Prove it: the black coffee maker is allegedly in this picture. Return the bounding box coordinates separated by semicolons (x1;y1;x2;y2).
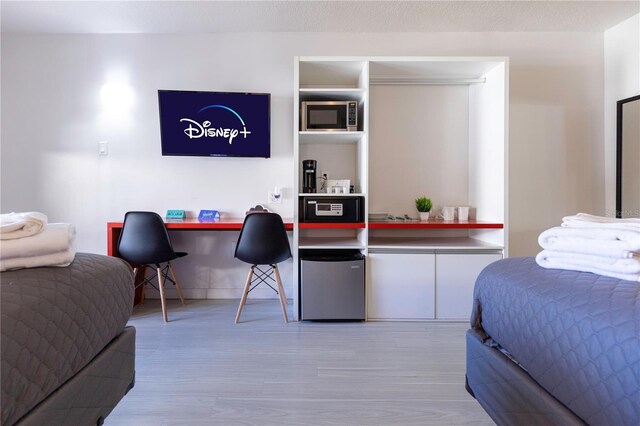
302;159;317;193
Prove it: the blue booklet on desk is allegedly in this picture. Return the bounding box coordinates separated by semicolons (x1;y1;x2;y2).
198;210;220;221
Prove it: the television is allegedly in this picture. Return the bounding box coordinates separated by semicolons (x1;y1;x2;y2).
158;90;270;158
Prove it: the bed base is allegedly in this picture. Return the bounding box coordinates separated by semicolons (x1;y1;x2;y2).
15;326;136;426
466;329;585;426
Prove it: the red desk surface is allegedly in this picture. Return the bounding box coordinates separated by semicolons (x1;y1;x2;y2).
107;218;293;256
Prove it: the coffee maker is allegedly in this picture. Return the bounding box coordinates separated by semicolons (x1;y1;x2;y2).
302;159;317;193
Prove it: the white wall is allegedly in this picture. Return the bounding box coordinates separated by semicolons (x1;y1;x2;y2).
604;14;640;215
1;31;605;298
369;85;469;215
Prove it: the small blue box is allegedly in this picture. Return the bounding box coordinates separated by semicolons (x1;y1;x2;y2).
166;210;186;219
198;210;220;221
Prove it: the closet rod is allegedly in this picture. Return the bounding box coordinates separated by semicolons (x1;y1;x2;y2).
369;77;486;86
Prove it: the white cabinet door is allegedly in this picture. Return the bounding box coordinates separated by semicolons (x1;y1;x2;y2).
367;253;435;320
435;253;502;320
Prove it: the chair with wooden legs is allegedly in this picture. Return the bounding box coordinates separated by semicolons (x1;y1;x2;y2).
117;211;187;322
234;213;291;323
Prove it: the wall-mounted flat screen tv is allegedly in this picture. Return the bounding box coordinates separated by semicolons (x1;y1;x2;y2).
158;90;270;158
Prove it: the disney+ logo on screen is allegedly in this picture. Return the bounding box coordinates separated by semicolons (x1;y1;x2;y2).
158;90;270;158
180;104;251;145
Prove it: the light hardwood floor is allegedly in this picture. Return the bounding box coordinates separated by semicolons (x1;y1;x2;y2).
107;299;494;426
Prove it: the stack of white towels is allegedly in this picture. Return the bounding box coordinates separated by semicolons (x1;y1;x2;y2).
536;213;640;282
0;212;76;272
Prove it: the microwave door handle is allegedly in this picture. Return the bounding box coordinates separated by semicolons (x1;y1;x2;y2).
301;102;307;131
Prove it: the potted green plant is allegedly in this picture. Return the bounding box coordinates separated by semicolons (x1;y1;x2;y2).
415;196;433;221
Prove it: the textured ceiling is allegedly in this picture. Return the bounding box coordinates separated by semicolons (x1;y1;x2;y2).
1;1;638;34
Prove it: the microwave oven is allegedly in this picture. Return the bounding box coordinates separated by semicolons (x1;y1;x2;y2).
301;101;358;131
301;196;363;222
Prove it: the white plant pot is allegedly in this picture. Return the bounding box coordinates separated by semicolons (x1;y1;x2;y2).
419;212;430;221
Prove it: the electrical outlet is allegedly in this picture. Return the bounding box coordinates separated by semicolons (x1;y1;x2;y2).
320;172;328;192
268;191;283;204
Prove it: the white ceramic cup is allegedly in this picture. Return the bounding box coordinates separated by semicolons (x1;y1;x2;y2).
458;206;469;221
442;206;455;221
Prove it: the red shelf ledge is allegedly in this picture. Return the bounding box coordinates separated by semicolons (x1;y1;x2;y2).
368;219;503;229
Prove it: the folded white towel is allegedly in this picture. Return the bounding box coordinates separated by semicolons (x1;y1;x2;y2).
536;249;640;274
0;223;75;260
538;226;640;258
0;212;48;240
562;213;640;231
0;249;76;272
536;250;639;282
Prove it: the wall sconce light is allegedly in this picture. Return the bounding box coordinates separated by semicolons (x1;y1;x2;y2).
100;81;134;112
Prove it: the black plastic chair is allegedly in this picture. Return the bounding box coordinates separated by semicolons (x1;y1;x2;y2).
234;213;291;323
117;211;187;322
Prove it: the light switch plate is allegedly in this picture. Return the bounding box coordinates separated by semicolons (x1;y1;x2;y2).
98;141;108;156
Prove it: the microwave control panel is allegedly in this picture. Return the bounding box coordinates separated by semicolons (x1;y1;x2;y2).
347;102;357;130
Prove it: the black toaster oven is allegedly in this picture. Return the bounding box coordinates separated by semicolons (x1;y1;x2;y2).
301;196;363;223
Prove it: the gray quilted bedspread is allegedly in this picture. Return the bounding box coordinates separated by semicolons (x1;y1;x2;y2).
1;253;134;426
471;257;640;425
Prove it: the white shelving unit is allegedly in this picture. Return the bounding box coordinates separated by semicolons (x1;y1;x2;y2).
293;56;509;321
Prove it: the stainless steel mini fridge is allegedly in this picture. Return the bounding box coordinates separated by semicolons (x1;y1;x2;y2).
300;250;365;320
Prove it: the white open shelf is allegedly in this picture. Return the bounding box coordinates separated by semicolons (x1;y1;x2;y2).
299;88;366;102
298;237;366;250
299;131;365;144
298;193;365;197
367;236;504;251
298;59;369;88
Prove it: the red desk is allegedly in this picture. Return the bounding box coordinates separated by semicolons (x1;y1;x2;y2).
107;218;293;305
107;218;294;257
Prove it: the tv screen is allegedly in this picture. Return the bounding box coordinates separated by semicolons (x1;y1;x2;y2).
158;90;270;158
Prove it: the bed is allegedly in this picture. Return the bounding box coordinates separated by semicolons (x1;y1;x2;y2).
466;256;640;426
1;253;136;426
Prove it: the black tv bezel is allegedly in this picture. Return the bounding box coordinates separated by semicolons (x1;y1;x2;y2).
157;89;271;159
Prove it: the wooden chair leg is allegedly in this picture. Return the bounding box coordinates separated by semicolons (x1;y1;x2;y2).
140;266;147;304
167;262;186;305
235;267;254;324
131;266;147;305
156;266;169;322
132;267;141;304
273;264;289;323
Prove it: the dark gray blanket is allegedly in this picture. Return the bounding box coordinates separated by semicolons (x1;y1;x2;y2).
471;257;640;426
1;253;134;426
